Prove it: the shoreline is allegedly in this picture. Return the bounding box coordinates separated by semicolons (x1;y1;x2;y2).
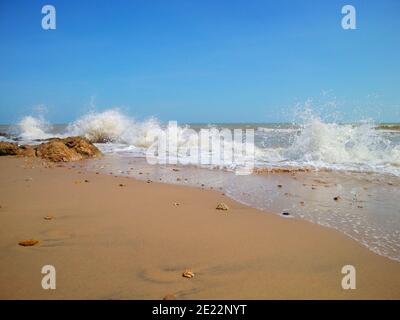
1;156;400;299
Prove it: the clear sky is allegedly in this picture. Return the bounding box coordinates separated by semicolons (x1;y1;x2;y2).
0;0;399;124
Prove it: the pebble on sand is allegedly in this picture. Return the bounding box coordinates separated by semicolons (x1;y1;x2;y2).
18;239;39;247
44;215;54;220
216;203;229;211
334;196;341;201
281;211;290;216
277;184;283;188
119;183;125;187
173;202;180;206
182;270;195;278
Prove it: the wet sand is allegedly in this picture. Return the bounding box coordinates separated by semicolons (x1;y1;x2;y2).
0;157;400;299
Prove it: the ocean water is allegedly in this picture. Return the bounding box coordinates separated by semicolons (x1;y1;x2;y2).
1;109;400;261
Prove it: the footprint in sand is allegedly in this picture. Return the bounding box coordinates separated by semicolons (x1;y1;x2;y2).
39;229;76;247
139;265;197;284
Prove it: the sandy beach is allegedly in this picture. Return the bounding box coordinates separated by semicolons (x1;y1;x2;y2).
1;156;400;299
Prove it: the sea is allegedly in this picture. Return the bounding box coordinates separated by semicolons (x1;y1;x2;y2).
1;108;400;261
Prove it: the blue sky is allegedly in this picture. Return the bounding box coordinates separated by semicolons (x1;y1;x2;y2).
0;0;399;124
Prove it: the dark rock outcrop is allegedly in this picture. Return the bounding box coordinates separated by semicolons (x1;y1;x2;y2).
0;142;19;156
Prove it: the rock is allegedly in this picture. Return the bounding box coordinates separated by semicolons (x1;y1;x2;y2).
84;179;89;183
37;137;101;162
147;179;152;183
17;145;36;157
281;211;290;216
18;239;39;247
216;203;229;211
163;294;176;300
173;202;180;206
119;183;125;187
182;269;194;278
0;132;12;139
2;137;101;162
176;178;181;181
36;140;79;162
277;184;283;188
333;196;341;201
44;215;54;220
62;136;101;158
0;142;19;156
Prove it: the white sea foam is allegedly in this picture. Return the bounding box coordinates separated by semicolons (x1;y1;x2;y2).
18;116;53;141
256;115;400;175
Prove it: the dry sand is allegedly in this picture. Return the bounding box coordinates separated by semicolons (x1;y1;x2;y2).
0;157;400;299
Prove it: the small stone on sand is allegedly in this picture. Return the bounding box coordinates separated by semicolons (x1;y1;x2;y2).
216;203;229;211
334;196;341;201
173;202;180;206
277;184;282;188
119;183;125;187
18;239;39;247
182;270;194;278
281;211;290;216
44;215;54;220
84;179;89;183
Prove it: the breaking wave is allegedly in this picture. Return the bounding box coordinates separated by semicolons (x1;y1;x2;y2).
18;116;54;141
14;108;400;176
